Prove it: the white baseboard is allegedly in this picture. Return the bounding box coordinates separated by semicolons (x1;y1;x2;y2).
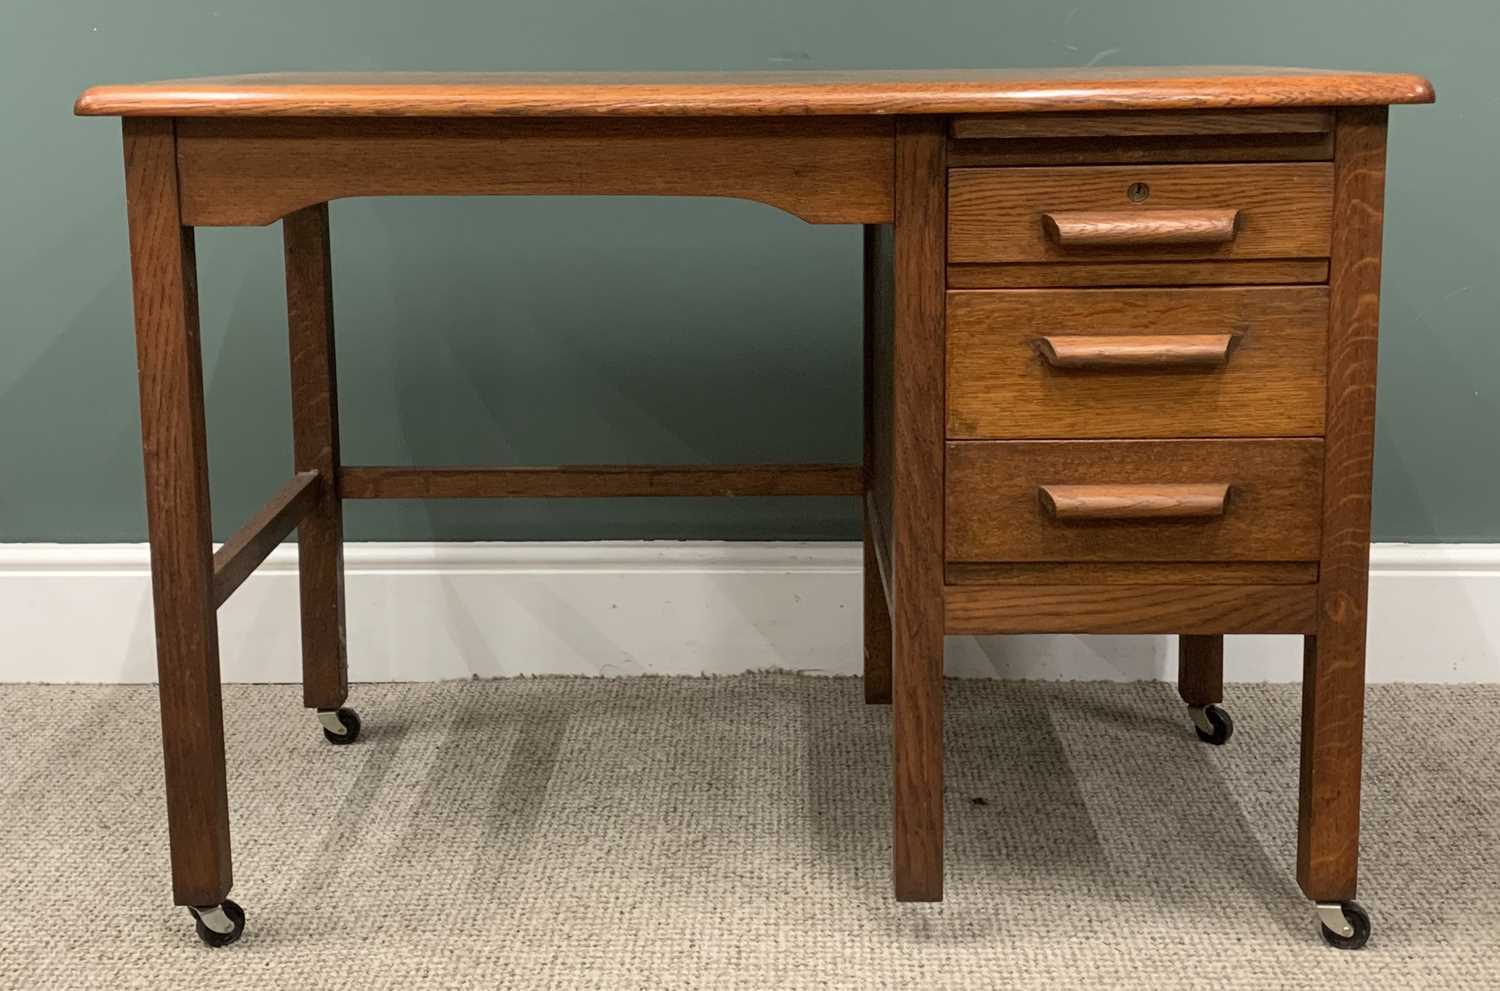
1;542;1495;684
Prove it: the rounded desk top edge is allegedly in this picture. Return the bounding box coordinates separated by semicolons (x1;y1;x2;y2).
74;67;1435;118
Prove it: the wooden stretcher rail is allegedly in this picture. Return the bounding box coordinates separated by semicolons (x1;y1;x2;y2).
338;464;864;499
211;471;321;607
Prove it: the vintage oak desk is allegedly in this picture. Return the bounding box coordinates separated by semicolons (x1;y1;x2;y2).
75;68;1433;949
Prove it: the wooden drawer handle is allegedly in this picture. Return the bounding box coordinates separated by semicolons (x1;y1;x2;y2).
1036;334;1236;369
1039;483;1230;520
1041;209;1240;247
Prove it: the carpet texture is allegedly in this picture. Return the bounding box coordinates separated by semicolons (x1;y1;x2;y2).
1;675;1496;989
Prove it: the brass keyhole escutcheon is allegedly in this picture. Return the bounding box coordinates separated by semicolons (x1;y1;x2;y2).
1127;182;1151;203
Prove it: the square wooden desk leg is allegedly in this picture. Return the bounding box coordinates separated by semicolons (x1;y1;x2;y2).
282;204;348;712
862;224;893;705
1297;107;1388;909
890;119;946;902
123;118;232;907
1178;635;1224;708
1298;631;1367;903
862;516;893;704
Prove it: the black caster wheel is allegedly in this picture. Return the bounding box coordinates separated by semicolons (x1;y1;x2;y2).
1318;901;1371;950
1192;704;1234;746
188;899;245;948
319;707;361;745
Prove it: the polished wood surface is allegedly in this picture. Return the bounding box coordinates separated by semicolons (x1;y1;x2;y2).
1042;208;1240;247
1039;483;1230;521
864;493;895;602
947;131;1335;167
1297;107;1389;905
339;464;862;499
123;117;232;909
867;226;896;551
948;259;1330;289
945;583;1317;635
863;225;894;706
949;164;1333;264
946;561;1318;586
75;68;1433;118
863;220;898;709
210;472;320;609
283;204;349;712
950;109;1333;140
890;119;947;903
175;117;893;227
863;497;894;705
1178;635;1225;707
945;439;1324;562
1034;334;1236;369
88;68;1425;927
946;287;1328;439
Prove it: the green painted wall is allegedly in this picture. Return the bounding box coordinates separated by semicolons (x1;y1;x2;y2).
1;0;1490;542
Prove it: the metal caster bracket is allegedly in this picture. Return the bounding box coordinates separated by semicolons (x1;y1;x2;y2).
317;709;352;737
191;903;237;935
188;898;246;947
1316;902;1355;939
1189;703;1234;745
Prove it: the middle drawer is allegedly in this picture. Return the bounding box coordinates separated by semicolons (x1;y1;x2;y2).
947;286;1329;439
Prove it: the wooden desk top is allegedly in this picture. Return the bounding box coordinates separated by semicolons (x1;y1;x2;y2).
75;68;1433;118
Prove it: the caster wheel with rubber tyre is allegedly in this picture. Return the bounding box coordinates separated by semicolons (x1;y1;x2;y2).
1318;901;1371;950
319;707;361;745
189;899;245;948
1192;704;1234;746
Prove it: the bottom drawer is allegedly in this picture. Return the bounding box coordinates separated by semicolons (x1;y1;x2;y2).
945;439;1323;563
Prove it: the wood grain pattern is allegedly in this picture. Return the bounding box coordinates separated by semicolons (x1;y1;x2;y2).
122;117;232;908
89;75;1425;929
863;225;893;705
890;119;947;903
947;132;1335;167
339;464;863;499
944;583;1317;635
1039;483;1229;520
945;439;1324;562
210;471;320;608
946;287;1328;439
864;498;894;706
283;204;349;711
864;494;895;603
74;68;1434;118
947;259;1330;289
175;117;893;227
1036;333;1235;369
1044;209;1240;247
1297;107;1389;904
949;164;1333;264
950;109;1333;140
1178;635;1225;707
945;561;1317;586
868;225;896;555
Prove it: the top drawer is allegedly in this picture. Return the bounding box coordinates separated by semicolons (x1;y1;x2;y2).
948;163;1334;264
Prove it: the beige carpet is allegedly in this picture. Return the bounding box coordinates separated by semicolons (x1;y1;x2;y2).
1;675;1496;990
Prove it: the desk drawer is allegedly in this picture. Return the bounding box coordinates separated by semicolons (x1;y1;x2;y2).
945;439;1323;562
948;163;1334;265
946;287;1329;439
